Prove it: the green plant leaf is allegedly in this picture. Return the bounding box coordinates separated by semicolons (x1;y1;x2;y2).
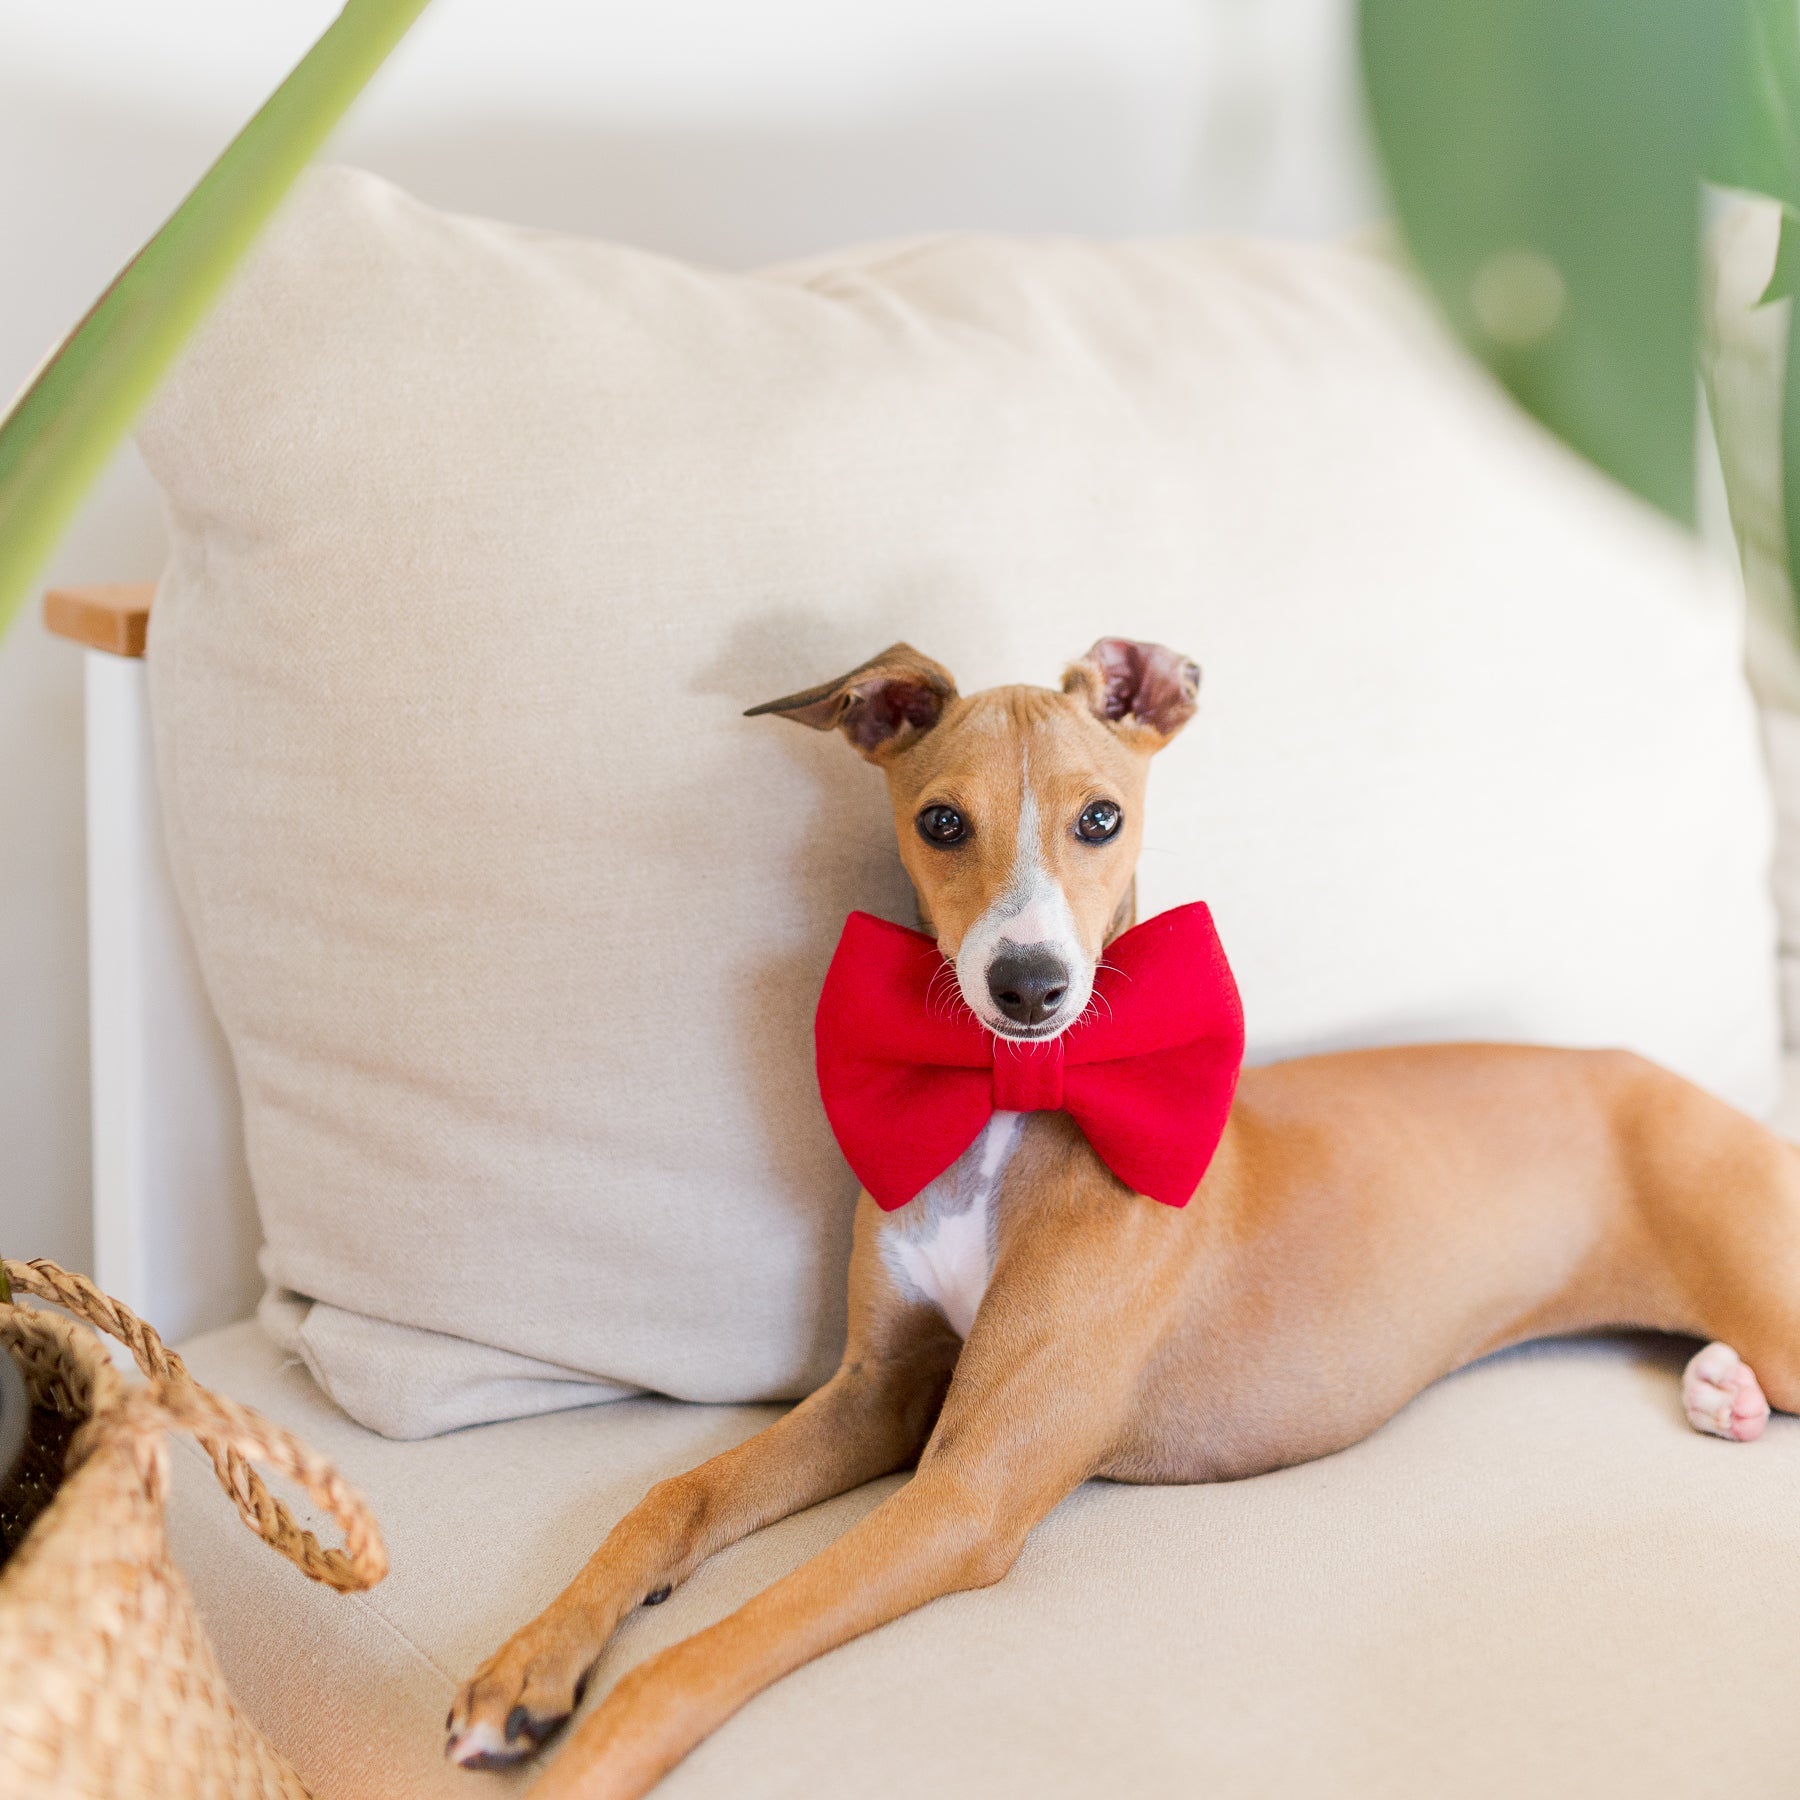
0;0;434;641
1761;206;1800;305
1710;0;1800;215
1359;0;1731;524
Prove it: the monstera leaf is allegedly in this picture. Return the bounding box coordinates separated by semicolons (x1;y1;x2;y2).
1361;0;1800;602
0;0;432;640
1360;0;1729;526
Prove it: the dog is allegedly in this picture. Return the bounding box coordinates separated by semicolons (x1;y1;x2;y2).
447;637;1793;1798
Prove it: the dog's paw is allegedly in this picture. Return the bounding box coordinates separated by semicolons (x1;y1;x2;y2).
446;1640;591;1771
1682;1341;1770;1443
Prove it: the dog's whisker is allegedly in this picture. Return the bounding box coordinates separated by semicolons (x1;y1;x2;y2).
1073;988;1113;1033
923;959;982;1029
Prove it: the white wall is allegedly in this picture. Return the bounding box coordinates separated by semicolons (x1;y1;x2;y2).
0;0;1379;1273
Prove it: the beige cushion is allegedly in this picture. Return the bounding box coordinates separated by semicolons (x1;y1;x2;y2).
169;1272;1800;1800
140;167;1780;1439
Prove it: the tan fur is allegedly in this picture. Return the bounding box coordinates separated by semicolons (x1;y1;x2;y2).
883;683;1152;959
447;645;1800;1798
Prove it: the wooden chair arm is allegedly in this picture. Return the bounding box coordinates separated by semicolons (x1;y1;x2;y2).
42;584;155;658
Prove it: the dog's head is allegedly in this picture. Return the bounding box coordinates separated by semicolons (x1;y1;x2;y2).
748;638;1200;1040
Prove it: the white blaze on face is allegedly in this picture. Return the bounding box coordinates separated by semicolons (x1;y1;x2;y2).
954;748;1095;1037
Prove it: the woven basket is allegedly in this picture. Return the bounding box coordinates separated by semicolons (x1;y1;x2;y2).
0;1259;386;1799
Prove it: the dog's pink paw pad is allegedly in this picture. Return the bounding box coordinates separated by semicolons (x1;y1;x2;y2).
1682;1341;1769;1442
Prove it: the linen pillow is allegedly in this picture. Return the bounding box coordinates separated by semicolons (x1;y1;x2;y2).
140;167;1779;1438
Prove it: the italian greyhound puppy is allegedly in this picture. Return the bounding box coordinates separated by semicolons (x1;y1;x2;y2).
449;638;1791;1797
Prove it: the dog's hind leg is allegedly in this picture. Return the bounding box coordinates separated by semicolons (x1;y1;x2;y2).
448;1199;959;1770
1626;1073;1800;1440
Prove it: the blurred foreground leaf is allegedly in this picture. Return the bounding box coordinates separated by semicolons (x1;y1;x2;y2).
1360;0;1730;524
0;0;433;642
1712;0;1800;219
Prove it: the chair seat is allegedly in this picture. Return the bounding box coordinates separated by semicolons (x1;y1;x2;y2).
170;1306;1800;1799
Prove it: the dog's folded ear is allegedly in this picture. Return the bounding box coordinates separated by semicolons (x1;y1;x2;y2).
745;644;958;760
1063;638;1201;747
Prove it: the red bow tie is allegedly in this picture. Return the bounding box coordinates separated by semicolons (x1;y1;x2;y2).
814;902;1244;1211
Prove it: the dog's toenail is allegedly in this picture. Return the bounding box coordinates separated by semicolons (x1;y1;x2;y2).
505;1705;530;1744
644;1585;671;1606
445;1708;455;1732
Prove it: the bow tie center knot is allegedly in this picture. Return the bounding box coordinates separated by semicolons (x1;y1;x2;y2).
990;1036;1066;1112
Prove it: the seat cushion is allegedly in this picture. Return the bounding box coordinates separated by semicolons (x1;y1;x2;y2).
140;166;1780;1440
170;1261;1800;1798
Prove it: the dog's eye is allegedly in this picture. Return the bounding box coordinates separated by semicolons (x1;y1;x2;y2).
916;804;968;846
1076;800;1122;843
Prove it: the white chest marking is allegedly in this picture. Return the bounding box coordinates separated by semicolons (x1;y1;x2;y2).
882;1112;1024;1338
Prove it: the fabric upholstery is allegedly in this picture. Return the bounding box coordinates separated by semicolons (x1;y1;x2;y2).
169;1230;1800;1800
140;167;1780;1438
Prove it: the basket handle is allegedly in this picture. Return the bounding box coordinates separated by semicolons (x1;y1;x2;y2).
3;1258;386;1593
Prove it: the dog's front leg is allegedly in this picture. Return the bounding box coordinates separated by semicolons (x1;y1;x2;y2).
525;1189;1159;1800
448;1200;957;1769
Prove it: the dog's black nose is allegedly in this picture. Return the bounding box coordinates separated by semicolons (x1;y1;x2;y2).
988;949;1071;1028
